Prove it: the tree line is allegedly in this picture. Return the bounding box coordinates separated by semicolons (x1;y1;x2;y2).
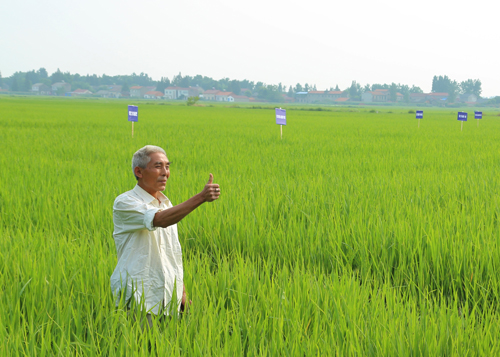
0;68;486;103
431;75;482;102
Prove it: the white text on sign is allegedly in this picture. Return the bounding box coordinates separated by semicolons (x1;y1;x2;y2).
129;111;138;116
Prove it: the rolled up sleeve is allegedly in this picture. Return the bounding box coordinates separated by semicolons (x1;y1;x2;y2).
114;196;159;233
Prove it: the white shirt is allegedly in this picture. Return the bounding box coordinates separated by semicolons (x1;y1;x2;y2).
110;185;183;315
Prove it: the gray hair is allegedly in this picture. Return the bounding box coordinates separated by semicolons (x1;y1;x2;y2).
132;145;166;180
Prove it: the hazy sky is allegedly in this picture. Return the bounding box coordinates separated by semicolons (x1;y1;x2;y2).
1;0;498;96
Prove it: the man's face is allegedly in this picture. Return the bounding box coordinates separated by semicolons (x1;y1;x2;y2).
135;152;170;197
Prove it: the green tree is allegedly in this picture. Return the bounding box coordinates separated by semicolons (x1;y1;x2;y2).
56;87;66;96
447;80;459;103
461;79;482;97
101;74;113;85
155;77;170;93
37;68;48;78
409;85;423;94
472;79;482;97
51;68;65;84
25;70;39;85
22;78;32;92
372;83;389;90
349;80;362;101
294;83;303;92
122;82;130;93
186;96;200;106
400;84;410;103
11;76;20;91
432;75;455;93
228;80;241;95
389;83;398;102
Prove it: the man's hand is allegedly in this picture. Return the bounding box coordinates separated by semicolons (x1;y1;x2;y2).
201;173;221;202
153;173;221;228
180;284;191;314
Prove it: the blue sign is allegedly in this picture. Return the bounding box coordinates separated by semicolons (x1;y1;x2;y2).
275;108;286;125
475;111;482;119
128;105;138;122
457;112;468;121
416;110;423;119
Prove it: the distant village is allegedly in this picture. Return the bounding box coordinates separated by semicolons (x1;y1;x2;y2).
23;82;482;105
1;68;493;105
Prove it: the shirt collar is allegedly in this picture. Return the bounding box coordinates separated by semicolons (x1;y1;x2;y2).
133;184;169;205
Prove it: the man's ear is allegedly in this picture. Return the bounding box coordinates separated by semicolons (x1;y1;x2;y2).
134;166;143;179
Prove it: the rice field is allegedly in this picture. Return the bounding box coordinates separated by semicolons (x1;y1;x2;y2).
1;96;500;355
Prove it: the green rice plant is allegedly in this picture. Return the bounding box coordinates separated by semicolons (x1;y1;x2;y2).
1;97;500;355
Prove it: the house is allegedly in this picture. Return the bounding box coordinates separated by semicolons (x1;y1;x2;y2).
130;86;154;98
31;83;51;95
362;89;403;103
306;90;343;103
72;89;92;95
426;92;448;104
104;85;123;98
164;86;189;100
144;91;165;99
232;95;250;102
372;89;389;102
201;89;220;101
51;82;71;94
295;92;308;103
410;93;427;103
459;93;477;103
215;91;235;102
362;92;374;102
96;90;111;97
188;86;203;97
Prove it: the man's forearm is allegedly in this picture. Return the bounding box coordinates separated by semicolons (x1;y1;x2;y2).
153;193;205;228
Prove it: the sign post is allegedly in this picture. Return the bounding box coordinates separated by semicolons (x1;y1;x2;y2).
457;111;467;131
275;108;286;139
128;105;138;137
416;110;423;128
475;111;482;127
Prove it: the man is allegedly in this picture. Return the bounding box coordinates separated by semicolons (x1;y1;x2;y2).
110;145;220;324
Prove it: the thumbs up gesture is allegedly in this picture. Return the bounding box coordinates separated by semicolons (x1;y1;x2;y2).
201;173;221;202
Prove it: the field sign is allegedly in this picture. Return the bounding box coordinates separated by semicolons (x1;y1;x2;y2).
416;110;423;128
128;105;138;137
475;111;482;127
128;105;138;122
276;108;286;125
276;108;286;140
457;112;468;121
458;111;467;131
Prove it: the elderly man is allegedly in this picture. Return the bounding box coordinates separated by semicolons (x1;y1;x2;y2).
110;145;220;324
